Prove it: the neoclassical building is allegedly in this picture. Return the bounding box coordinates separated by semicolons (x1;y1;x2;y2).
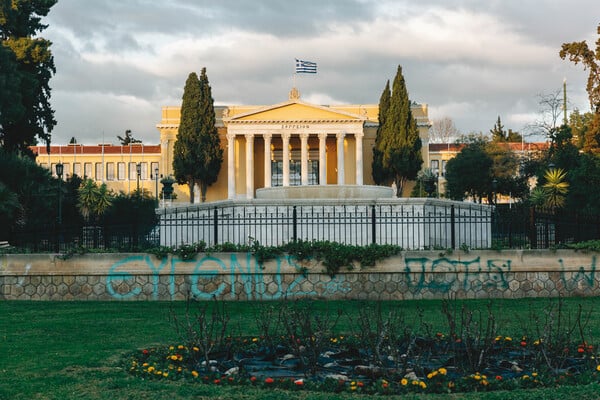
157;89;431;202
33;89;431;202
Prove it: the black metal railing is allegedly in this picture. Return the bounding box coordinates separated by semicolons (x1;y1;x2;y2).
7;202;600;253
157;201;493;250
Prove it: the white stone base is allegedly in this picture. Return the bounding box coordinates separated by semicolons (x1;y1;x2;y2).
255;185;394;199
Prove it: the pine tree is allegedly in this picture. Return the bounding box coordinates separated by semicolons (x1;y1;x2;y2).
172;69;223;203
372;80;391;185
377;66;422;196
0;0;57;156
490;116;506;142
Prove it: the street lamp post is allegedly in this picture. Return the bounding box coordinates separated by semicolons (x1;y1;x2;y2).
56;163;64;225
136;163;141;193
153;167;159;205
55;163;64;252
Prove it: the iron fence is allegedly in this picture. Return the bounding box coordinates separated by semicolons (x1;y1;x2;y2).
7;201;600;253
157;200;492;250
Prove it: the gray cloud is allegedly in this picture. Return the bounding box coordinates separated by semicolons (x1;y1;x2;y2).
41;0;598;144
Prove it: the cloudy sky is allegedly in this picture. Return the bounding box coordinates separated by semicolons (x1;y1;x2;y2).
42;0;598;145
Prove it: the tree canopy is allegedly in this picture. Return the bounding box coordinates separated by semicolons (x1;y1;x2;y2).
372;80;391;185
0;0;57;155
117;129;142;145
173;68;223;203
374;66;422;196
445;136;528;204
490;116;522;142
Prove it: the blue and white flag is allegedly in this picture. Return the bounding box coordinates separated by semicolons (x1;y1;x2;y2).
295;59;317;74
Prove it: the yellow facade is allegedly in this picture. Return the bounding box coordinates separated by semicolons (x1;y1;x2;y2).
32;143;163;197
156;90;431;202
33;91;431;203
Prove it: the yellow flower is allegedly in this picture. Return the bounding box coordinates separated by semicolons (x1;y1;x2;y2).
170;355;178;361
147;366;155;373
473;374;481;381
596;365;600;372
163;372;169;378
177;345;185;350
193;347;199;352
419;381;427;389
191;370;199;378
532;372;538;377
481;379;489;386
400;378;408;386
438;367;447;375
142;363;149;367
505;337;512;342
252;337;258;342
522;375;530;380
169;346;174;350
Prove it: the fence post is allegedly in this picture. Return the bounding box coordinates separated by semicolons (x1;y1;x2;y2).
450;205;456;249
213;207;218;245
371;204;377;244
292;206;297;241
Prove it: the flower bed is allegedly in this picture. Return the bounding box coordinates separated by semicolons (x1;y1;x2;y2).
125;334;600;395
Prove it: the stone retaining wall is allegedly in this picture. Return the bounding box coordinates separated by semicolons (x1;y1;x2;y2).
0;250;598;300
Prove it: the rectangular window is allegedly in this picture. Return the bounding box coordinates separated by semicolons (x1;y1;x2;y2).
84;163;92;179
95;163;103;180
129;162;137;180
62;163;70;178
441;160;447;177
73;163;81;177
150;162;159;179
139;162;148;180
106;162;115;181
430;160;439;176
117;162;126;180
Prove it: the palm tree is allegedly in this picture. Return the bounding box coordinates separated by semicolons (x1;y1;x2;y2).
542;168;569;209
77;179;113;224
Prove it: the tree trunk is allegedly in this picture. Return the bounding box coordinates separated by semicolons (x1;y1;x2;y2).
201;183;207;203
188;179;195;204
395;176;406;197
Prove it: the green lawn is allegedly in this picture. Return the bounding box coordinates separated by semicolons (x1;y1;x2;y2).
2;299;600;399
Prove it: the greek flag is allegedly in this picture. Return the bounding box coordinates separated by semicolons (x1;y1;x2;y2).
295;59;317;74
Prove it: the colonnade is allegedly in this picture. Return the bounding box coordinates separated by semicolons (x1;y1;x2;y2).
226;131;364;199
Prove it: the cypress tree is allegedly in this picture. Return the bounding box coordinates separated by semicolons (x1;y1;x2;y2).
172;68;223;203
196;68;223;202
173;72;202;203
378;66;422;196
372;80;391;185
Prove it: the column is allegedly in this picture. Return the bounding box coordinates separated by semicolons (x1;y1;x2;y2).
300;133;309;185
263;133;272;188
282;132;290;187
227;133;235;199
336;132;345;185
355;132;364;185
318;133;327;185
245;133;254;199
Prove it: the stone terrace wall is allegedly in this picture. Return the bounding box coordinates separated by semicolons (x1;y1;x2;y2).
0;250;598;301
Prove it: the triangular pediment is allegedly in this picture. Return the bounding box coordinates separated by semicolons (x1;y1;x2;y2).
224;100;367;124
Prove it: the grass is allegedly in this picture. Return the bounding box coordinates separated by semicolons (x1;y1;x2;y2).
2;298;600;399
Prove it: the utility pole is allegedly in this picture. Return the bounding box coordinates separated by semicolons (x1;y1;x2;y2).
563;78;568;125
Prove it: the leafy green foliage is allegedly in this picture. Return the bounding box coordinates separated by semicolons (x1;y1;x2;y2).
446;136;528;203
173;68;223;203
103;189;159;238
0;0;57;155
146;240;402;277
372;80;391;185
374;65;422;196
560;23;600;114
